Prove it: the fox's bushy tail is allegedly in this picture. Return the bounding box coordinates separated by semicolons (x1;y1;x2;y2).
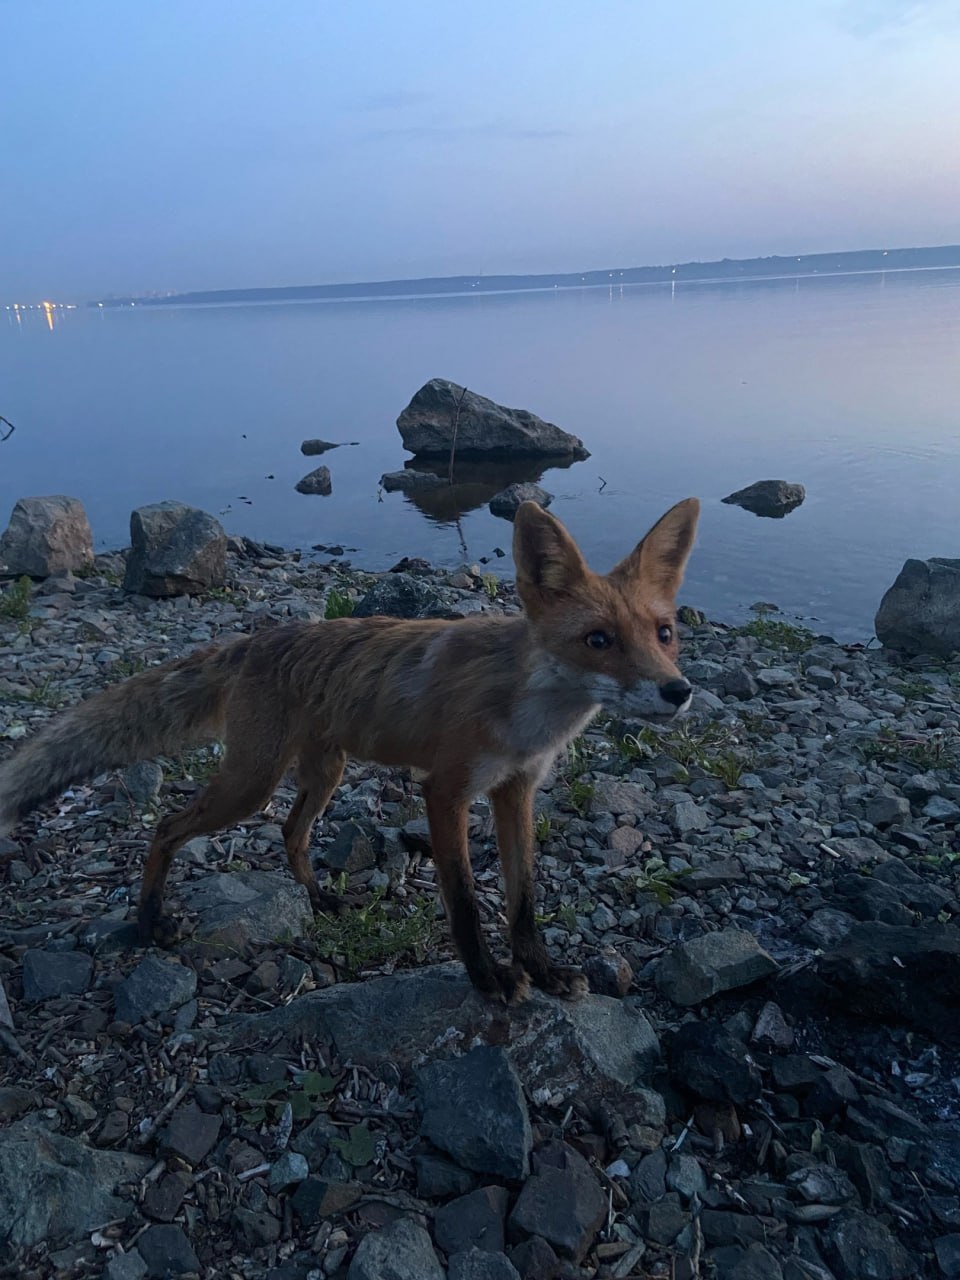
0;640;246;834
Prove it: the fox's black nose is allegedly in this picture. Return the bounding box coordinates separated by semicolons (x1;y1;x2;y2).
659;679;692;708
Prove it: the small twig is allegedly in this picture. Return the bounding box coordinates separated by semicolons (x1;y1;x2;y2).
134;1066;197;1147
598;475;608;492
447;385;468;485
0;1026;35;1069
0;415;14;442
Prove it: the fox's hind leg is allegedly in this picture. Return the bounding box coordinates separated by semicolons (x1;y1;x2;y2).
490;772;588;1000
138;747;289;946
283;748;346;913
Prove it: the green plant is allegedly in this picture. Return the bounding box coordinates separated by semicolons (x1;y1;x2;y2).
205;585;246;607
860;729;956;771
556;903;578;932
238;1069;337;1125
736;610;814;653
627;858;690;906
0;576;31;622
174;743;224;783
107;655;148;682
892;676;935;701
324;588;355;619
535;811;551;843
481;572;499;600
566;777;594;816
312;890;440;976
14;676;65;708
332;1123;378;1167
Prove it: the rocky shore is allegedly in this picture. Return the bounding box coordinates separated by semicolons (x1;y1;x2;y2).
1;535;959;1280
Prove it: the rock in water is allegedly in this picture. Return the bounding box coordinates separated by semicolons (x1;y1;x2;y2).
301;438;340;455
0;495;94;577
489;483;553;520
123;501;226;596
721;479;805;518
295;465;333;495
380;469;448;493
875;557;960;657
397;379;590;458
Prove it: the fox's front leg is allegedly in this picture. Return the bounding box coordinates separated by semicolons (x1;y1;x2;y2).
423;775;529;1005
490;773;588;1000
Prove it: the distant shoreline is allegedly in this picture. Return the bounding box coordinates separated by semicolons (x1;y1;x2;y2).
88;243;960;310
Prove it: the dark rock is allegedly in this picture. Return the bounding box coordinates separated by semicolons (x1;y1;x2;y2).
415;1152;477;1199
137;1225;200;1278
294;465;333;496
233;1206;282;1247
509;1141;606;1262
418;1046;531;1181
800;908;857;950
508;1236;560;1279
0;495;94;577
635;1192;689;1245
448;1249;522;1280
823;1135;891;1210
629;1147;668;1203
817;922;960;1044
114;955;197;1024
489;483;553;520
225;965;659;1107
188;870;313;950
669;1020;762;1104
823;1210;912;1279
397;379;589;459
712;1244;784;1280
291;1178;362;1226
301;439;340;455
321;821;377;872
722;479;805;518
435;1185;510;1254
21;949;93;1001
0;1117;152;1247
583;948;633;997
380;469;448;493
245;1052;287;1083
354;572;444;619
666;1152;708;1200
875;558;960;657
347;1215;445;1280
290;1113;339;1170
159;1104;222;1166
656;929;777;1006
123;760;164;806
751;1001;794;1049
268;1150;309;1192
123;501;226;596
143;1171;192;1222
804;1065;860;1120
77;918;141;955
701;1211;768;1247
935;1235;960;1279
787;1164;858;1205
104;1252;148;1280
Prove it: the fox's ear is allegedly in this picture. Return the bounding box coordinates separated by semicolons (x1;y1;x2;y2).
611;498;700;598
513;501;589;612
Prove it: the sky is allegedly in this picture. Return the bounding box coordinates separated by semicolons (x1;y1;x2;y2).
3;0;960;300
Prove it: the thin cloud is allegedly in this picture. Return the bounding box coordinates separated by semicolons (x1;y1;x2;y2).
834;0;960;38
350;89;434;112
361;122;571;142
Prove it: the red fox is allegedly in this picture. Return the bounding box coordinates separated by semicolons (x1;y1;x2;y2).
0;498;699;1003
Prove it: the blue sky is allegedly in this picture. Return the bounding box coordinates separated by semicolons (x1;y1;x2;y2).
3;0;959;299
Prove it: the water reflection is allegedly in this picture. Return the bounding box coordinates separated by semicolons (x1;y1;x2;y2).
392;453;583;522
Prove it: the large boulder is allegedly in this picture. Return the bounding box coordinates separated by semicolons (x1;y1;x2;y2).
0;496;94;577
875;558;960;657
397;379;589;459
721;479;805;518
123;501;226;597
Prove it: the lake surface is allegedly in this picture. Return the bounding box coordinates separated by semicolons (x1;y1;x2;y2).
2;269;959;640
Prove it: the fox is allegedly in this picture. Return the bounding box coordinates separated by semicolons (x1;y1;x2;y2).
0;497;700;1003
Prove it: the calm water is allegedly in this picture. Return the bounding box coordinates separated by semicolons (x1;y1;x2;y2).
2;270;959;640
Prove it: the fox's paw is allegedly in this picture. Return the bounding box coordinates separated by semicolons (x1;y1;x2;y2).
310;888;345;917
532;964;589;1001
475;962;531;1006
137;911;181;950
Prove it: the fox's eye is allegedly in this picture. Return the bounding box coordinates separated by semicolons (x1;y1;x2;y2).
658;624;674;645
585;630;613;650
